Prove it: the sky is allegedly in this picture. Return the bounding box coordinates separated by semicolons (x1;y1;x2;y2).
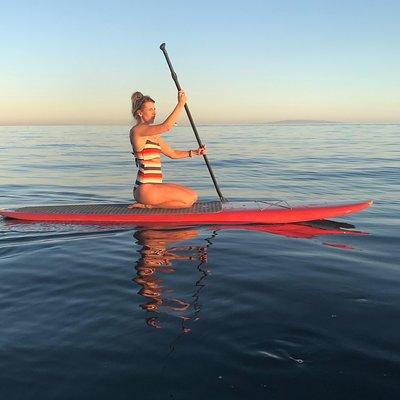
1;0;399;125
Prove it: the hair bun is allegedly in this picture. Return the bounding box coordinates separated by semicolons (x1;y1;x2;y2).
131;91;143;105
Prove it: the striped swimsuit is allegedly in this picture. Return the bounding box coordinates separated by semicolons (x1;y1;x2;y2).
134;139;163;189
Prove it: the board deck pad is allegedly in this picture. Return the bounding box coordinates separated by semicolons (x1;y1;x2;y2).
11;201;223;215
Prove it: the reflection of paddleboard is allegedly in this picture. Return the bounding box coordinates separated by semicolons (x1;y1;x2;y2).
211;220;368;239
0;200;372;225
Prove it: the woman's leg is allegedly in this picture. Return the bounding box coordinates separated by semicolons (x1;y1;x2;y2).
130;183;198;209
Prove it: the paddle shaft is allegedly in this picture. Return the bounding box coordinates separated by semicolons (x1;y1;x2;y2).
159;43;227;202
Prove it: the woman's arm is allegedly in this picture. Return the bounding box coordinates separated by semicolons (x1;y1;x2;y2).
159;137;207;159
135;91;186;137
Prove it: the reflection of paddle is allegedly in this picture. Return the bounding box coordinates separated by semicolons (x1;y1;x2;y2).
160;43;227;203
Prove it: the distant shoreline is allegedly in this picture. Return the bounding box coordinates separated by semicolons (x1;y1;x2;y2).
270;119;338;124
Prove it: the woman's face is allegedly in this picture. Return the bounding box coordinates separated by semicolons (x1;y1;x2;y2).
139;101;156;124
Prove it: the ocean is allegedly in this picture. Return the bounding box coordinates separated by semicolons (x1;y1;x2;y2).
0;124;399;399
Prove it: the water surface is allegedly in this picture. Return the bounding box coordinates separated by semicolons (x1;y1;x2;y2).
0;124;399;399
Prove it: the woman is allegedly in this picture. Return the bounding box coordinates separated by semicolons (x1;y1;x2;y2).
129;90;207;209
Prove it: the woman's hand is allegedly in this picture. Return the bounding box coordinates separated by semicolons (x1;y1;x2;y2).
191;145;207;157
178;90;187;105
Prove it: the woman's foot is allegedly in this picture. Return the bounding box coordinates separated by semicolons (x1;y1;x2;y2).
128;202;153;209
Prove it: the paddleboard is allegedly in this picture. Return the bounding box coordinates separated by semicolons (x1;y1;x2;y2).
0;200;372;225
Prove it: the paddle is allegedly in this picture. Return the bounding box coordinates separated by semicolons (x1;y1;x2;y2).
159;43;227;203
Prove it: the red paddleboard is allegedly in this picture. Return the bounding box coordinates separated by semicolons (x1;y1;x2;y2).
0;200;372;225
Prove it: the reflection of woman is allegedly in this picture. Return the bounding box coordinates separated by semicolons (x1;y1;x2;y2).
133;228;207;330
129;90;207;209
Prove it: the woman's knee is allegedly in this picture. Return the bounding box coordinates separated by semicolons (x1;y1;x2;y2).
184;189;197;206
190;190;198;203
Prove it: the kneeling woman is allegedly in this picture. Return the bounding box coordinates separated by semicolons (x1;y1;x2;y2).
129;90;207;209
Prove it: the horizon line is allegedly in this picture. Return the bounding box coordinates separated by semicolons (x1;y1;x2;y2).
1;121;399;127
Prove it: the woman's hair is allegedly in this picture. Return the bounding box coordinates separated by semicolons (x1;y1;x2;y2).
131;91;155;122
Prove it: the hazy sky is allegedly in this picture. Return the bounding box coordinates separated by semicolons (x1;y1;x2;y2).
1;0;399;125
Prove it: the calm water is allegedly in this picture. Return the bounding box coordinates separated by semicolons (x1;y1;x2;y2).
0;124;399;399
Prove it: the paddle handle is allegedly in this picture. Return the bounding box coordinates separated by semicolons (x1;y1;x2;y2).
159;43;227;202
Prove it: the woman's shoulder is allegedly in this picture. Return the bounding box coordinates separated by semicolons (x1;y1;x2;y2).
130;124;160;144
130;125;138;135
130;125;144;141
131;123;149;137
